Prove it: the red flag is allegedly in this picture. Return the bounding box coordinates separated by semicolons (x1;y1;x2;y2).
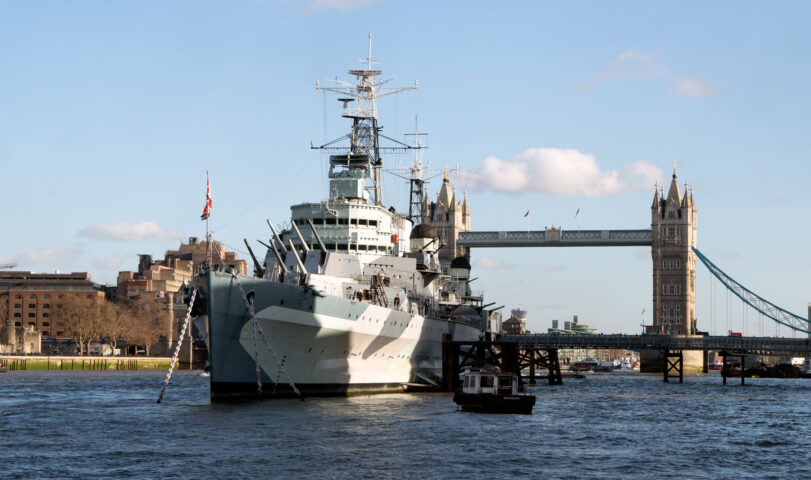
201;172;212;220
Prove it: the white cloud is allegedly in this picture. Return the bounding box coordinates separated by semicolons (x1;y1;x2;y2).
580;50;670;94
473;257;513;270
457;148;662;196
671;76;720;98
309;0;381;11
0;247;84;270
78;221;182;241
581;51;720;98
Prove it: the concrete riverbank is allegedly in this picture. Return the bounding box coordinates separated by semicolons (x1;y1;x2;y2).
0;356;174;371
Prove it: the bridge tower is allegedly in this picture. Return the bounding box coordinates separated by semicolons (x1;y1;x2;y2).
650;167;697;335
422;171;471;266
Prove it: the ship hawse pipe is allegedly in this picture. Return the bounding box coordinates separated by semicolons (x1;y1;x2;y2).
290;221;311;252
306;218;328;253
243;238;265;277
266;219;288;254
257;239;288;274
287;238;308;273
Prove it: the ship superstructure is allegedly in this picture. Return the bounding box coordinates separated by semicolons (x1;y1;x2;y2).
201;36;501;399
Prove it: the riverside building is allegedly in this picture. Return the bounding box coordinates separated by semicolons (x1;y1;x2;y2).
0;271;106;353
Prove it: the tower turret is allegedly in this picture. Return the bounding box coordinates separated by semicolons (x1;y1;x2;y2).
650;168;698;335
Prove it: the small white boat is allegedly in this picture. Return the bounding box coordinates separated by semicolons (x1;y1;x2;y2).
453;368;535;414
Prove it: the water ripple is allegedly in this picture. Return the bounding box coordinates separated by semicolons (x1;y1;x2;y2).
0;371;809;478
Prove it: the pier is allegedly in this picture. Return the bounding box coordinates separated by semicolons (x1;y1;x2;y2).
0;356;174;371
442;334;811;388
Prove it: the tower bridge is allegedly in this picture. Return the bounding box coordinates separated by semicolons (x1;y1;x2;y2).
447;167;810;376
458;167;700;338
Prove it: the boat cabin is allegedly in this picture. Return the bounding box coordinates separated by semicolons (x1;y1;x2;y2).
461;369;520;396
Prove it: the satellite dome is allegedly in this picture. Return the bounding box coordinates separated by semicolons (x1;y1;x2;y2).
450;256;471;270
410;223;438;240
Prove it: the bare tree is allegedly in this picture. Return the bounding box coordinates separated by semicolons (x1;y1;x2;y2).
100;302;131;354
54;296;103;355
0;295;9;345
127;297;169;356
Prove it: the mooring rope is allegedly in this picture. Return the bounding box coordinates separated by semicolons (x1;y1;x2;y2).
157;274;200;404
231;272;302;400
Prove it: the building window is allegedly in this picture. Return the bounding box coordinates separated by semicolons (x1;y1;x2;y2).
42;322;49;327
668;211;675;219
13;312;21;318
42;331;50;336
14;294;22;299
28;313;36;318
58;294;64;299
43;304;50;309
29;294;36;299
14;322;21;326
43;313;50;318
27;322;35;327
28;303;35;309
56;331;64;336
14;303;21;308
43;294;51;299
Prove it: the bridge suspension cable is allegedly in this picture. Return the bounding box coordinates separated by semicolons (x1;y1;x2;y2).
693;247;810;335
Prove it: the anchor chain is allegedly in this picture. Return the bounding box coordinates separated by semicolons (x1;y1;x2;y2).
232;273;302;399
250;292;263;400
157;274;201;404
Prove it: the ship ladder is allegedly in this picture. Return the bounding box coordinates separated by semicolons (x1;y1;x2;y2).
232;272;303;400
371;275;389;308
158;273;201;403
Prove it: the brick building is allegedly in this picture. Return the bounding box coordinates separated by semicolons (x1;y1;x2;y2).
0;271;105;353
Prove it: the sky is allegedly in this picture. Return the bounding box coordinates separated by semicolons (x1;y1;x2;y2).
1;1;809;335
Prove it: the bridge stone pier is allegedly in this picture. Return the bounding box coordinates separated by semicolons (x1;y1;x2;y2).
458;168;704;374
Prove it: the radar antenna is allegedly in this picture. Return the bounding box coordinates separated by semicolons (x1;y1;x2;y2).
386;116;453;225
312;33;417;206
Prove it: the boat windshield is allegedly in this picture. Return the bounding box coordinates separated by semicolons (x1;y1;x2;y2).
480;376;494;388
498;376;512;387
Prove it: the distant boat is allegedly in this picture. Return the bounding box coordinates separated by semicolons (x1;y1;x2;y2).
0;361;7;373
570;359;614;372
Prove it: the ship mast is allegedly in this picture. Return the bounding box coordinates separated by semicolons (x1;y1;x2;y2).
315;33;417;206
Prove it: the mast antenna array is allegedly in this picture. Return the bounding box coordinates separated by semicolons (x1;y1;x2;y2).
312;32;418;206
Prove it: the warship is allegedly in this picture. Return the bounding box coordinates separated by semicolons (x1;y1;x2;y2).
200;37;502;400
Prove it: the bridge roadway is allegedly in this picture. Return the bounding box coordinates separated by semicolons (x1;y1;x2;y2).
503;333;811;356
457;229;653;247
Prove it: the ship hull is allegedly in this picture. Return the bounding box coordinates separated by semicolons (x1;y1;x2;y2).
204;271;482;401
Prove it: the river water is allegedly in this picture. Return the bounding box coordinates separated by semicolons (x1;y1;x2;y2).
1;370;808;479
